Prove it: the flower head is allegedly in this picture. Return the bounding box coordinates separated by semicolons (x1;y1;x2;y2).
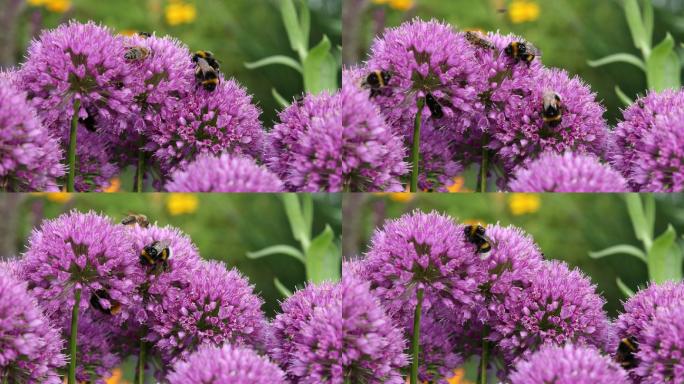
168;344;286;384
147;260;267;365
610;89;684;191
266;92;342;191
341;68;408;192
20;210;141;324
636;304;684;384
62;314;120;383
508;151;628;192
165;153;284;192
489;260;612;368
70;125;119;191
510;343;629;384
0;78;64;191
0;268;65;383
149;77;265;175
19;21;135;135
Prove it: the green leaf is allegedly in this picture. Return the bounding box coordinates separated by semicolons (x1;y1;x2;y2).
302;194;313;240
625;194;652;249
298;0;310;50
647;225;683;283
589;244;646;262
246;244;305;263
305;225;340;283
272;88;289;108
644;194;656;240
615;85;634;106
274;277;293;298
278;0;306;60
587;53;645;71
303;35;339;94
244;55;303;73
640;0;654;46
616;277;635;298
623;0;649;54
646;34;681;91
282;194;310;249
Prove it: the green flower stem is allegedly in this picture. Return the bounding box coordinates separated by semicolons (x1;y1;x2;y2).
136;339;147;384
135;150;145;193
67;99;81;192
410;98;426;193
477;327;490;384
67;288;82;384
410;288;424;384
479;137;489;193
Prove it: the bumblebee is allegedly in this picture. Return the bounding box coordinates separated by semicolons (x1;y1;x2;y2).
464;31;495;50
362;70;392;97
464;224;493;256
615;337;638;369
90;289;122;315
124;46;151;61
121;214;149;228
140;240;172;270
425;93;444;119
542;91;563;127
192;51;220;91
504;41;541;65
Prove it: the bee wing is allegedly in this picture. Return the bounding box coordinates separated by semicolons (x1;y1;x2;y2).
525;42;542;56
156;239;171;249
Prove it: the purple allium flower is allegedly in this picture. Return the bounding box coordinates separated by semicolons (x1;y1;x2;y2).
147;260;267;365
341;68;407;192
165;153;283;192
508;151;629;192
610;89;684;191
20;210;141;324
70;125;119;191
270;282;336;380
0;78;64;191
266;92;342;192
362;210;484;323
168;344;286;384
489;260;612;368
615;281;684;379
409;118;464;191
149;77;265;175
636;304;684;384
488;67;608;177
409;307;464;382
19;21;135;135
0;268;65;384
510;343;629;384
62;314;120;384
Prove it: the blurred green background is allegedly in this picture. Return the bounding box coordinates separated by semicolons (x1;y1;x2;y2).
0;0;342;124
343;0;684;123
342;193;684;316
0;193;342;317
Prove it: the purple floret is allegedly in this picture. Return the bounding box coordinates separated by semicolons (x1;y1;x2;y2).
636;304;684;384
168;344;286;384
165;153;284;192
510;343;629;384
508;151;629;192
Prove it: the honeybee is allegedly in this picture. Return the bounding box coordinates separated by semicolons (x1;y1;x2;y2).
542;91;563;127
138;31;152;38
464;224;493;257
425;93;444;119
124;46;151;61
504;41;541;65
615;337;638;369
362;70;392;97
90;289;122;315
464;31;495;50
140;240;172;270
121;214;149;228
192;51;220;91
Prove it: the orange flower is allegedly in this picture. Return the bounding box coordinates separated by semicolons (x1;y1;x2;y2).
103;178;121;193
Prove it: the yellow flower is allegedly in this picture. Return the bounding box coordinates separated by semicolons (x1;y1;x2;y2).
388;192;414;203
103;178;121;193
166;194;198;215
45;0;71;13
372;0;414;11
165;0;197;26
447;176;470;193
27;0;47;5
105;368;131;384
508;0;540;24
509;193;541;215
447;368;473;384
46;192;73;204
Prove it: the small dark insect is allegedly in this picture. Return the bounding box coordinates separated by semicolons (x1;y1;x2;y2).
542;91;563;127
121;214;149;228
362;70;392;98
615;337;638;369
464;224;493;257
138;31;152;38
192;51;221;91
90;289;122;315
79;112;97;132
425;93;444;119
